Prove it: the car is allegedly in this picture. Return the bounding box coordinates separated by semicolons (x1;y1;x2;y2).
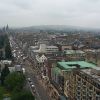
18;56;20;58
19;51;21;54
30;81;33;85
31;85;36;93
33;89;36;94
27;78;31;82
22;68;25;74
31;84;35;88
21;54;23;57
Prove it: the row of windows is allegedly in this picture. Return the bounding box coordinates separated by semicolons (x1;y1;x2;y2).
46;50;58;52
46;47;58;49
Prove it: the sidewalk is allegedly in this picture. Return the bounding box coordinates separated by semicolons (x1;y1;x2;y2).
37;76;53;99
37;76;59;100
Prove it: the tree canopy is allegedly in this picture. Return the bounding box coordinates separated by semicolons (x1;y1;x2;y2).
11;91;35;100
1;70;35;100
4;72;25;91
0;34;12;60
0;86;5;100
5;34;12;59
1;66;10;85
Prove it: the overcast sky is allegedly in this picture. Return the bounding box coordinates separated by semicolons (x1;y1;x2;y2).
0;0;100;28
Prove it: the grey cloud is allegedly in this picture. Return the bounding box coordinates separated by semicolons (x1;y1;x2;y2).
0;0;100;28
12;0;35;10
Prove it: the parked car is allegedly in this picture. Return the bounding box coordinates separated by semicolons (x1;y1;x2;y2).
27;78;31;82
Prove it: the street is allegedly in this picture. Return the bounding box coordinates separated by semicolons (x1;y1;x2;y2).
10;37;51;100
24;60;51;100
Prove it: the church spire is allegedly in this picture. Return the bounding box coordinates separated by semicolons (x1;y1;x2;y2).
6;24;9;31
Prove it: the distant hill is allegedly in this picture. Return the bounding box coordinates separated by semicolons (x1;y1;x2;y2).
13;25;100;33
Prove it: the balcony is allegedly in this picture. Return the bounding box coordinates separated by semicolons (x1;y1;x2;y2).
96;96;100;100
76;92;81;97
77;85;81;88
77;87;81;90
77;81;81;84
76;96;81;100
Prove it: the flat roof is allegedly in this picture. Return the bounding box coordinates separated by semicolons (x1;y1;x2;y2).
46;46;58;48
93;67;100;70
64;50;85;54
57;61;96;70
81;68;100;82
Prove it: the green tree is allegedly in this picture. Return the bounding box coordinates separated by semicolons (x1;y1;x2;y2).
0;86;5;100
0;34;12;60
4;72;25;91
0;35;5;49
11;91;35;100
1;66;10;85
5;36;12;60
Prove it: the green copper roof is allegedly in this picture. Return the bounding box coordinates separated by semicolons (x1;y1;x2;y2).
57;61;96;70
52;67;61;75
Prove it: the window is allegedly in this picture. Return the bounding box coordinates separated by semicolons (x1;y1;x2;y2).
78;78;81;81
89;86;93;90
96;91;100;96
96;97;100;100
82;81;86;85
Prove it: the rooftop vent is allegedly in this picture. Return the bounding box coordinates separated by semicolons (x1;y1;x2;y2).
68;64;80;68
91;67;100;76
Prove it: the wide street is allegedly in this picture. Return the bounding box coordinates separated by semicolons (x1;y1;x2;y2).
24;59;51;100
10;37;51;100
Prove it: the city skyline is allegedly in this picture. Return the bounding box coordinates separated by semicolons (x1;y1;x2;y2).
0;0;100;28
